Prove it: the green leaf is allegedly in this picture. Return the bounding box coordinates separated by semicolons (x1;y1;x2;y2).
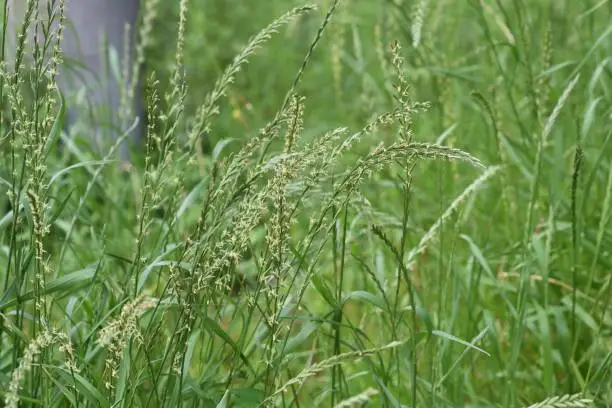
231;388;265;408
200;316;255;376
182;329;201;378
137;245;181;291
48;189;74;227
216;390;230;408
54;366;110;408
212;138;238;162
283;321;317;354
49;160;116;186
432;329;490;356
0;267;96;308
402;305;434;335
45;366;77;406
536;305;554;393
342;290;388;312
310;275;335;307
174;181;205;221
581;96;602;140
561;297;598;332
113;346;131;406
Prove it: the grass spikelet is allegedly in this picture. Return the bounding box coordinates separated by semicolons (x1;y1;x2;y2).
388;39;428;143
479;0;515;45
130;0;160;104
263;340;405;405
98;296;157;390
4;330;74;408
191;93;301;232
542;74;580;143
536;18;553;119
260;95;306;383
405;165;501;270
188;4;316;149
129;73;164;291
8;0;67;327
523;393;593;408
411;0;429;48
330;0;345;99
334;388;379;407
389;40;410;109
41;0;65;135
9;0;37;74
116;0;159;132
341;141;485;194
406;142;485;168
569;143;584;375
25;188;49;319
525;73;581;246
192;185;269;293
171;0;189;90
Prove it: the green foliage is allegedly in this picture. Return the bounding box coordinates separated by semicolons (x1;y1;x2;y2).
1;0;611;407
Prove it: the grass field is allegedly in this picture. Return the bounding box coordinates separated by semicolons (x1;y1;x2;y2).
1;0;611;406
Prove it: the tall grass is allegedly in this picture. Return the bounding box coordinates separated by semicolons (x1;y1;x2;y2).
1;0;610;407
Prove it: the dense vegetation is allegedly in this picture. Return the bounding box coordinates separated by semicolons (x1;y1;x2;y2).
1;0;611;406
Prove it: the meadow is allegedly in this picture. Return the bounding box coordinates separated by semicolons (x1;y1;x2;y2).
1;0;611;406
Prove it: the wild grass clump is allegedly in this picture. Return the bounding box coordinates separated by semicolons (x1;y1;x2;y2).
1;0;611;407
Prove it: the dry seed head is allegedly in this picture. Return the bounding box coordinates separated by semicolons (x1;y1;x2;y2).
542;74;580;143
188;5;316;148
536;20;553;119
411;0;429;48
145;72;162;161
265;340;405;404
124;0;159;122
330;0;346;99
264;131;304;300
334;388;379;408
295;126;358;203
283;94;305;153
405;165;500;272
390;41;410;106
5;330;74;408
42;0;66;133
98;296;157;389
26;187;51;318
172;0;190;90
479;0;515;45
201;94;299;226
340;141;483;197
9;0;38;74
193;188;269;293
523;393;592;408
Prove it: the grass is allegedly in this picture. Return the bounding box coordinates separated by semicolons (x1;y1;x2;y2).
1;0;611;406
